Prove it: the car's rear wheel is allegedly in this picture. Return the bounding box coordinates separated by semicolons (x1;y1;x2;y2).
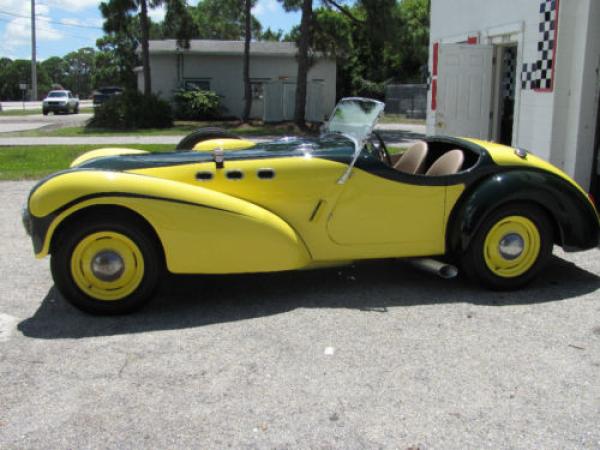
460;203;553;290
176;127;241;151
51;219;162;314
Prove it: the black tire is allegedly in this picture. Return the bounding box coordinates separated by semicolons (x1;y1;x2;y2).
460;203;553;290
51;218;162;315
176;127;240;151
74;105;79;114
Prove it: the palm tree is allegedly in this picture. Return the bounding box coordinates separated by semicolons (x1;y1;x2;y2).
293;0;313;128
101;0;163;95
242;0;253;122
101;0;195;96
139;0;154;95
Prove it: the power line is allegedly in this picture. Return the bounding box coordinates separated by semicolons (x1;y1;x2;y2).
0;16;99;42
0;8;104;30
0;16;96;40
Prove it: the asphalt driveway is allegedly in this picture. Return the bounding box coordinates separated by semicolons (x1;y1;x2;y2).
1;181;599;449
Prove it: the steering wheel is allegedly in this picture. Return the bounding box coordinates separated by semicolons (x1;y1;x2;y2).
372;132;391;165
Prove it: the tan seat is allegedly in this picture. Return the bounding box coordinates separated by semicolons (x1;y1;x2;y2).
393;141;428;174
425;149;465;176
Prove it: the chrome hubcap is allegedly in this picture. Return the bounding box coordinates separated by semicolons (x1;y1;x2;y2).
498;233;525;260
91;251;124;281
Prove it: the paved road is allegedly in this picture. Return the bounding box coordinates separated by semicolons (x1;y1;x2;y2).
0;100;93;111
0;113;93;134
1;180;599;448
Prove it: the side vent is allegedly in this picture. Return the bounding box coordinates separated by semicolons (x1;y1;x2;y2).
310;200;326;222
257;168;275;180
226;170;244;180
196;171;214;181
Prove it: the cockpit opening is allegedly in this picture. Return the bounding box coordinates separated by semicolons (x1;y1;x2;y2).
388;139;481;176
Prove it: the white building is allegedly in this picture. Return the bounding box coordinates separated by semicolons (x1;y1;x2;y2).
137;40;337;123
427;0;600;198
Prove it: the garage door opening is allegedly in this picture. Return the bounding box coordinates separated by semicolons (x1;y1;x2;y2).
492;45;518;146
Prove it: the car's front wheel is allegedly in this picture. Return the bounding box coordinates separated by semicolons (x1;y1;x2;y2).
51;219;162;314
460;203;553;290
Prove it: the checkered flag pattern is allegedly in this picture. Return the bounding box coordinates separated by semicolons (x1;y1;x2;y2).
502;47;517;99
537;0;557;89
521;62;538;90
521;0;558;90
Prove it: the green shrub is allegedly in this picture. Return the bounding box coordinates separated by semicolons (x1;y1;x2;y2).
352;77;386;100
89;90;173;129
173;88;221;120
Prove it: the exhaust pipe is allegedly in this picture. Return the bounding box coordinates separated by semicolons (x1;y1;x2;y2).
409;258;458;279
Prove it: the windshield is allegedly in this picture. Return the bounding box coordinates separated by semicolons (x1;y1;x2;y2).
323;97;385;184
323;97;385;142
48;92;67;98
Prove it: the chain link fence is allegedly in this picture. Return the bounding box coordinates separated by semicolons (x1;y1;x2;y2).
384;84;427;119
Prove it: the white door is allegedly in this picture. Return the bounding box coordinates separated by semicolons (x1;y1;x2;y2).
263;82;283;122
249;82;265;119
283;83;296;121
306;81;324;122
435;44;494;139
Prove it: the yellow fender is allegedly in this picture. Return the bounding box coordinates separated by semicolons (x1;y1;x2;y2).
192;138;256;151
30;170;311;274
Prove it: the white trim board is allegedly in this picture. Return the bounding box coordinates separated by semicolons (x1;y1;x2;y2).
484;21;525;38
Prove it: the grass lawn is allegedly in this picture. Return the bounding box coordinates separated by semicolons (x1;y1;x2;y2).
0;109;44;117
0;144;173;180
0;108;94;117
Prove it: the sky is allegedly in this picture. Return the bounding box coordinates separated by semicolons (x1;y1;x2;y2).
0;0;301;60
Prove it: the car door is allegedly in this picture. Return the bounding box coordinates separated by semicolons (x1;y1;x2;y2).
327;163;448;256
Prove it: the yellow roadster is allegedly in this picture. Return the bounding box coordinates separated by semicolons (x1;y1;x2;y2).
23;98;600;314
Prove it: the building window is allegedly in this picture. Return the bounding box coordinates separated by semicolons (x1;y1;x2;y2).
185;79;211;91
248;79;269;100
251;82;264;100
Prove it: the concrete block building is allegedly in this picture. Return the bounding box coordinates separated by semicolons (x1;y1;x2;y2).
427;0;600;198
136;40;337;123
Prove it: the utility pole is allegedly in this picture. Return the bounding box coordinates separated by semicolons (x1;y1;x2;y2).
31;0;37;101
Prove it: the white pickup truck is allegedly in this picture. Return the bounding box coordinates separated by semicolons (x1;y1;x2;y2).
42;90;80;115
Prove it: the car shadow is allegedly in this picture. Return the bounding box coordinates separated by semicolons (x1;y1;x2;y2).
18;255;600;340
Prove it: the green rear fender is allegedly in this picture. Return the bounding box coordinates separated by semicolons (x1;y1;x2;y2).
447;170;600;253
